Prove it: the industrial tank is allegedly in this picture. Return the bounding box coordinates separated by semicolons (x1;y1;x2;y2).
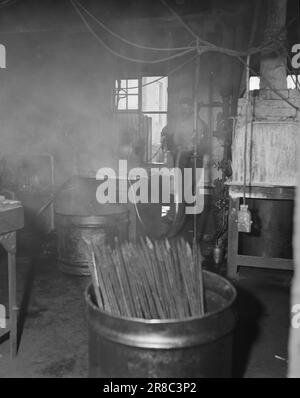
86;271;237;378
231;90;300;187
55;176;129;276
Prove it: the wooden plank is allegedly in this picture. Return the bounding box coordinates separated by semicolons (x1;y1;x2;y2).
237;255;294;271
227;185;295;201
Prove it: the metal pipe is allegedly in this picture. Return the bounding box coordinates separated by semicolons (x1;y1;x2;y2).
193;41;200;250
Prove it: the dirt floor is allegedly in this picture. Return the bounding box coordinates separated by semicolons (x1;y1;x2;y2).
0;254;292;378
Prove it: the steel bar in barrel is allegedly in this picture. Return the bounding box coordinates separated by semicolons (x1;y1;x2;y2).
195;244;205;315
145;238;168;317
87;237;206;320
90;242;112;313
154;241;177;319
181;239;198;316
177;240;195;317
84;239;104;310
132;243;158;319
106;245;127;317
139;238;165;319
95;244;120;316
126;242;152;319
114;240;137;317
137;240;163;319
110;248;131;318
122;244;143;318
163;240;185;319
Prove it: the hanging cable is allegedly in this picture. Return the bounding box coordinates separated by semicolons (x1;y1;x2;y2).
72;0;295;62
159;0;267;58
73;0;194;52
115;52;199;93
71;0;195;64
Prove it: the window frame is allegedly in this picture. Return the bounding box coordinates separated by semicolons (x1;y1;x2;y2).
114;76;168;162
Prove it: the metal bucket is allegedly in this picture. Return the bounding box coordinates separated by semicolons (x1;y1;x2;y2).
86;271;237;378
56;209;128;276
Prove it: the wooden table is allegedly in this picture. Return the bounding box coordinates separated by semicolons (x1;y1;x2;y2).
0;204;24;358
227;185;295;279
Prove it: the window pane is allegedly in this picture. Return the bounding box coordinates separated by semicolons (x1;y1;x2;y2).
287;75;300;89
127;79;139;94
249;75;300;91
128;95;139;110
118;97;127;110
142;76;168;112
144;113;167;161
249;76;260;91
120;79;127;89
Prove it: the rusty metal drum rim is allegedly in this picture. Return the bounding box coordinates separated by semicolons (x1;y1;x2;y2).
59;262;91;276
85;271;237;349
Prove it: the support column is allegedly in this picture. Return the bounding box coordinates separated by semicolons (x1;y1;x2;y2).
260;0;287;91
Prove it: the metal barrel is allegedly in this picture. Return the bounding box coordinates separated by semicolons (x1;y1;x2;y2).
86;271;237;378
56;209;128;276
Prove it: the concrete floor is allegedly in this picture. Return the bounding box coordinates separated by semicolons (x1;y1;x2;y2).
0;255;292;378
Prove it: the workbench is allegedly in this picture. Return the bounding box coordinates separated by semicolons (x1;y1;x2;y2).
227;185;295;279
0;203;24;357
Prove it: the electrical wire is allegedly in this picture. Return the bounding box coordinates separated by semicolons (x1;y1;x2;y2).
73;0;194;52
116;77;167;93
71;0;195;64
160;0;297;59
160;0;264;58
72;0;294;63
160;0;199;42
114;53;199;111
115;52;199;93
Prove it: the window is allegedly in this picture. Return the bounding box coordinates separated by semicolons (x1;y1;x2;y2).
249;75;300;91
249;76;260;91
287;75;300;90
115;79;139;110
114;77;168;162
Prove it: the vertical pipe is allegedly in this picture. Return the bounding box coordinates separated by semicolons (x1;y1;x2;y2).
193;44;200;250
193;44;204;315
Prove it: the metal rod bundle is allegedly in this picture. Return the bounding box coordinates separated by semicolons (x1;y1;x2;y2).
86;237;205;320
